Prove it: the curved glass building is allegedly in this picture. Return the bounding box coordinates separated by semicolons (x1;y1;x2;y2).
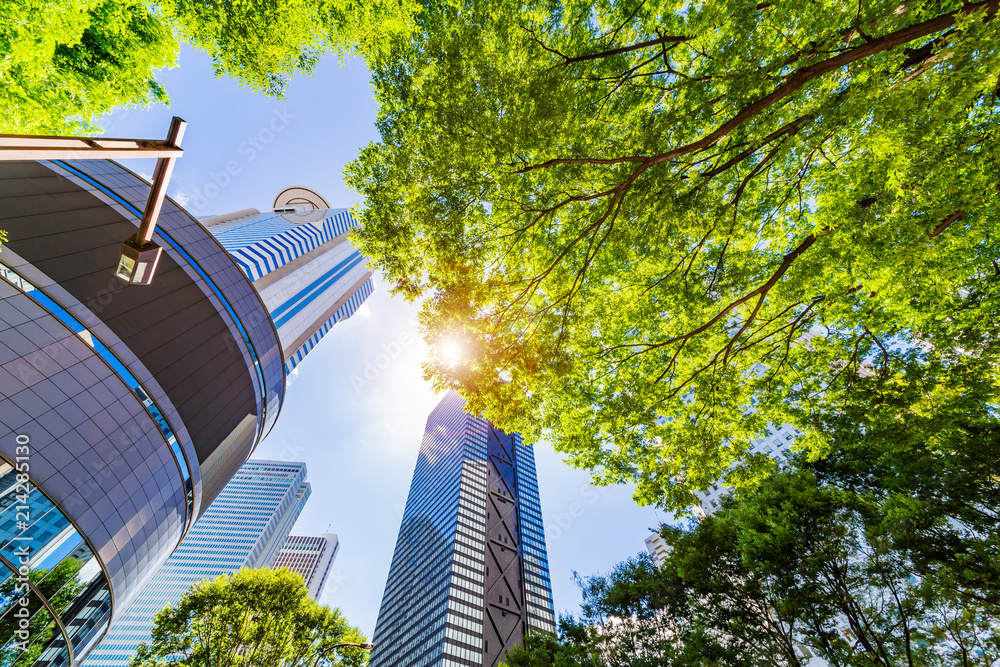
0;159;286;665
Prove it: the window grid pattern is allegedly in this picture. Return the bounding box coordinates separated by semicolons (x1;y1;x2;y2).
271;533;338;599
80;461;310;667
370;393;553;667
514;441;556;635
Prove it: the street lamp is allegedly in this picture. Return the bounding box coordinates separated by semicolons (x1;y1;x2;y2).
0;115;187;286
115;116;186;285
312;642;374;667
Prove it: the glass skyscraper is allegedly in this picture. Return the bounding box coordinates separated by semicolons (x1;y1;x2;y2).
369;392;555;667
80;460;310;667
204;186;374;374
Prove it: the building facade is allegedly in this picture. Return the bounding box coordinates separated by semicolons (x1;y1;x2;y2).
644;528;671;568
81;460;310;667
271;533;339;600
0;159;285;665
0;159;373;665
203;186;373;375
368;392;556;667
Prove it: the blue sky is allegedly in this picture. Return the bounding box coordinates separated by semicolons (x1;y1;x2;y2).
101;45;668;638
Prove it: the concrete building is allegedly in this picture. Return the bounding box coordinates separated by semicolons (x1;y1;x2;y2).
644;528;671;568
368;392;556;667
0;159;371;665
272;533;339;600
80;460;310;667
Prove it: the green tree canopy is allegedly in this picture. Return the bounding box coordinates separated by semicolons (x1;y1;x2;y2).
130;568;369;667
345;0;1000;510
500;372;1000;666
155;0;418;97
0;0;177;134
1;0;417;133
502;618;603;667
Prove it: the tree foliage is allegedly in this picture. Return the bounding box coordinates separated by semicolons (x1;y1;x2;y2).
0;0;176;134
501;372;1000;666
130;568;369;667
0;0;417;133
155;0;418;97
0;558;85;667
503;618;604;667
345;0;1000;509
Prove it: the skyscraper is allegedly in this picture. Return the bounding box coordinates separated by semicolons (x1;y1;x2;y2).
81;460;311;667
369;392;556;667
0;159;286;666
272;533;339;600
0;158;371;664
203;186;374;374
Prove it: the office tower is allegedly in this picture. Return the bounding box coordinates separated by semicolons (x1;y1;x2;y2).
369;392;556;667
81;460;310;667
272;533;339;600
0;159;286;666
644;528;671;568
203;186;373;374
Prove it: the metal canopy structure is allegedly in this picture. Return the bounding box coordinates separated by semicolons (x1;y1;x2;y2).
0;116;187;285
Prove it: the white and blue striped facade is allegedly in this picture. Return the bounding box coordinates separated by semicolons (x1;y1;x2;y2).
209;207;373;375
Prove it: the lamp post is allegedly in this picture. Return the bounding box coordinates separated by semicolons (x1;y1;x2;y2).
0;116;187;286
311;642;374;667
114;116;186;285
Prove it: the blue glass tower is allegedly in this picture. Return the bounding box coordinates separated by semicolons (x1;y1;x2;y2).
204;186;374;374
369;392;555;667
80;460;310;667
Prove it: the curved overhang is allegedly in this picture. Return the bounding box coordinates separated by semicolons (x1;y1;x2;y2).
0;159;285;665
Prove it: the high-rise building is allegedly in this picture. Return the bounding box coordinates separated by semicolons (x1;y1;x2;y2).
644;528;671;568
272;533;339;600
203;186;373;374
368;392;556;667
81;460;310;667
0;159;286;666
0;159;371;665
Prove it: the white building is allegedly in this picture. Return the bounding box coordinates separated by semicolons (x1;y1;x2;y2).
272;533;339;600
644;529;672;568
